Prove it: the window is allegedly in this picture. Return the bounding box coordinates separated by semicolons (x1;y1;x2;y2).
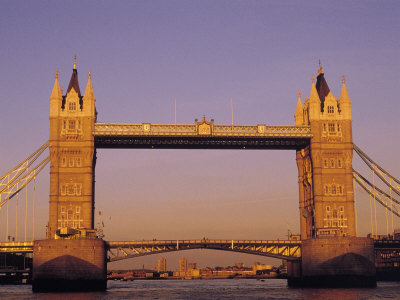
61;206;65;213
330;159;335;168
76;157;81;167
338;186;343;195
68;102;76;111
337;123;341;132
337;159;342;168
78;120;81;129
327;106;334;114
62;157;66;167
67;185;75;195
331;185;336;195
323;123;327;132
76;206;80;214
69;158;74;167
324;159;328;168
63;120;67;129
325;185;330;194
328;123;335;133
326;206;331;212
340;206;344;212
61;185;66;196
76;184;81;195
68;120;76;130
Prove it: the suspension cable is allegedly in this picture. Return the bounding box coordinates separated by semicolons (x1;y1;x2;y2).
354;177;358;236
32;177;35;241
354;144;400;195
353;173;400;218
369;189;374;236
24;182;28;242
16;191;19;241
352;169;400;204
0;142;48;190
373;170;378;235
0;156;50;209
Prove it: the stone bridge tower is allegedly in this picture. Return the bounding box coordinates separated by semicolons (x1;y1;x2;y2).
295;63;355;240
48;59;96;239
291;63;375;287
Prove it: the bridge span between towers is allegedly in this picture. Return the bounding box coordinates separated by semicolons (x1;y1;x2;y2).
0;239;302;261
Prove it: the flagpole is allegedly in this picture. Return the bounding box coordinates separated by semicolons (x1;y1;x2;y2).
230;97;234;129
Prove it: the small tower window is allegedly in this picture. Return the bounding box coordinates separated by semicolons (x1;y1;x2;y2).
76;157;81;167
325;185;330;195
337;159;342;168
68;102;76;111
337;123;341;132
338;186;343;195
76;184;82;195
327;106;334;114
63;120;67;130
323;159;328;168
323;123;327;132
68;120;76;130
331;185;336;195
330;159;335;168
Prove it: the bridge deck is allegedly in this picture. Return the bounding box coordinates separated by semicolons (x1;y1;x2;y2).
94;123;312;149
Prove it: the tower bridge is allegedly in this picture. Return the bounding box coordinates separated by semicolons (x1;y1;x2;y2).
2;60;400;291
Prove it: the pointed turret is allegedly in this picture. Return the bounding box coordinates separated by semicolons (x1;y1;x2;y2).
308;75;321;120
83;71;96;116
315;61;331;112
339;75;352;120
66;56;81;97
50;70;62;117
50;70;61;99
295;90;304;125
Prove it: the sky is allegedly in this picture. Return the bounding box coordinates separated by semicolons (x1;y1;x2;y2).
0;0;399;270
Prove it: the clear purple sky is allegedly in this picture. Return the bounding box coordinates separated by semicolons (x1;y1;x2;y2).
1;1;399;269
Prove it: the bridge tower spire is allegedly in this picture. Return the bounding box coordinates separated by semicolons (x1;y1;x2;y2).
48;60;97;239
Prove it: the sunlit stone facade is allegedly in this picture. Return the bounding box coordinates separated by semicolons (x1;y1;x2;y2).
48;61;96;239
295;63;355;239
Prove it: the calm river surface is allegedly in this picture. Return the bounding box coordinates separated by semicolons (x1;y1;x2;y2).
2;279;400;300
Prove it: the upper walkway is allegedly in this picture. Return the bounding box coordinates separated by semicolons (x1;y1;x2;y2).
93;122;312;149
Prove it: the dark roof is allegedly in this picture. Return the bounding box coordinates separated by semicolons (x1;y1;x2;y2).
315;73;330;112
62;68;83;110
66;68;81;96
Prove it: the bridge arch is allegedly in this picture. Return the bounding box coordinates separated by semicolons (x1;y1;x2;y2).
107;240;301;262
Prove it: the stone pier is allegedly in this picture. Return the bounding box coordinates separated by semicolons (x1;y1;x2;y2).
32;239;107;292
288;237;376;287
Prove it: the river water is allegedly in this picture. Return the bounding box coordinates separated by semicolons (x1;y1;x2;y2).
1;279;400;299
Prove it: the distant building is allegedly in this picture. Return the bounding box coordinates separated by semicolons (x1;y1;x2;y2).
235;263;244;269
157;257;167;273
253;262;273;272
188;263;197;270
179;257;187;273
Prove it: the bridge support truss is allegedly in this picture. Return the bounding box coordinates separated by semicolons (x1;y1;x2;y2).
107;240;301;262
